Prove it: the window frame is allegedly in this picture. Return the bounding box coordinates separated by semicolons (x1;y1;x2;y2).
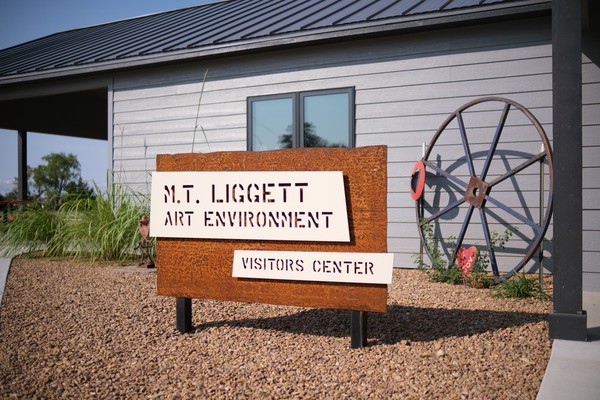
247;87;355;151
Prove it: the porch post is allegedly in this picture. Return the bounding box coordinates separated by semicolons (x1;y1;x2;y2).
17;130;27;201
548;0;587;341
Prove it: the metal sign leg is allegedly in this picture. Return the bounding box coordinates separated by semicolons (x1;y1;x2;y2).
351;311;368;348
176;297;192;333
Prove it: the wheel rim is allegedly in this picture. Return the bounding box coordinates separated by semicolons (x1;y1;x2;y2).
415;96;553;283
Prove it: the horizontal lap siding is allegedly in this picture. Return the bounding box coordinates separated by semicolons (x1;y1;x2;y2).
112;17;554;272
583;32;600;290
358;19;553;270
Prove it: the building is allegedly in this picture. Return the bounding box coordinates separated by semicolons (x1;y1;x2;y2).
0;0;597;340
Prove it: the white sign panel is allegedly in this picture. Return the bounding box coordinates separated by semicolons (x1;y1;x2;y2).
150;171;350;241
232;250;394;285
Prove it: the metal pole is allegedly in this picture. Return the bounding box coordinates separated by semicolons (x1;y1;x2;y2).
549;0;587;341
17;130;27;201
176;297;192;333
350;311;367;348
539;143;544;290
419;142;426;266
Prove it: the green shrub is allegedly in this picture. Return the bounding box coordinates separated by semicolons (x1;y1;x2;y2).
416;220;517;289
415;219;463;284
428;265;464;285
0;183;150;262
0;203;67;257
492;274;549;300
61;183;150;261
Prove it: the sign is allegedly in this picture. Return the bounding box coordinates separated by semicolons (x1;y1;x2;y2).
150;171;349;242
233;250;393;284
156;146;389;312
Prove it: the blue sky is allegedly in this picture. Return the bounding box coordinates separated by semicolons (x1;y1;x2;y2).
0;0;212;194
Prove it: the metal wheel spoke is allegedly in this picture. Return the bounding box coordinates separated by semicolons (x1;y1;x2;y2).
450;204;475;266
487;151;546;188
422;159;468;188
457;112;476;177
479;208;500;276
484;195;542;232
481;103;510;181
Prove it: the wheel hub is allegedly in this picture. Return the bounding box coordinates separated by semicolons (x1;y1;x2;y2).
464;176;489;208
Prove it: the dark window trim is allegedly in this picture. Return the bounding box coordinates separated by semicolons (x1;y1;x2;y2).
247;92;296;151
299;87;355;148
247;87;355;151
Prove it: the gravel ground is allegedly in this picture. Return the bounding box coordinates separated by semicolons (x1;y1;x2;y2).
0;258;552;399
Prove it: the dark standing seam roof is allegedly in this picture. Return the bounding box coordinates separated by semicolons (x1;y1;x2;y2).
0;0;550;82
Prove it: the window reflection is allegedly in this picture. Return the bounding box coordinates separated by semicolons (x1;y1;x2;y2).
303;93;349;148
249;89;352;151
251;97;292;151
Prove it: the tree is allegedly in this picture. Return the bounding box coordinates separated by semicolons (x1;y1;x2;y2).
20;152;93;208
278;122;347;148
0;189;17;201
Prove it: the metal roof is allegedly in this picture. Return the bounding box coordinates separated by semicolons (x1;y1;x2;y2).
0;0;550;84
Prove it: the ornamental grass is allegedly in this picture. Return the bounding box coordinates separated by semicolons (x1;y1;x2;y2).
0;183;150;262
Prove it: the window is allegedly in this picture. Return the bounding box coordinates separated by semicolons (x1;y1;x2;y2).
248;88;354;150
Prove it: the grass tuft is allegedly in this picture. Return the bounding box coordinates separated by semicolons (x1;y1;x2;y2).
0;183;150;262
492;274;549;300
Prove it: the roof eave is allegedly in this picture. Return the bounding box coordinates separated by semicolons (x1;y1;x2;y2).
0;1;551;88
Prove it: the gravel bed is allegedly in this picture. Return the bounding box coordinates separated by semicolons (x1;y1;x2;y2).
0;258;552;399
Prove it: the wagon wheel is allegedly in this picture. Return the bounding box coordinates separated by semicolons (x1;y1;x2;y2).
413;96;553;284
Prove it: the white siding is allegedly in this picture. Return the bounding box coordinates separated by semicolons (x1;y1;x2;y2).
111;17;559;276
582;32;600;290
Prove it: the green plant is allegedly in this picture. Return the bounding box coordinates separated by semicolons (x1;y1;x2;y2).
414;219;442;269
462;267;494;289
415;220;463;284
26;152;93;209
416;220;517;288
492;273;549;300
61;182;151;261
0;202;67;257
472;229;514;272
463;228;515;288
0;181;151;262
429;265;464;285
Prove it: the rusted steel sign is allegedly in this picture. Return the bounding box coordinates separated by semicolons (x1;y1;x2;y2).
152;145;389;312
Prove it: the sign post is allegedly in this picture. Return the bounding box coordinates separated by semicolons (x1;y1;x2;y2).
151;145;390;348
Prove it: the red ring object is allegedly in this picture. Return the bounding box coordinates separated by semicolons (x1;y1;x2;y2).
410;160;426;201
